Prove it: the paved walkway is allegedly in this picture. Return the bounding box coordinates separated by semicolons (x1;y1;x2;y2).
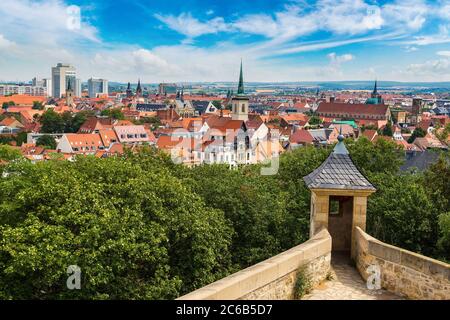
303;253;405;300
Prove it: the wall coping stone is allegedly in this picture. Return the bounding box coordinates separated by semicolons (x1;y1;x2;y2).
177;229;331;300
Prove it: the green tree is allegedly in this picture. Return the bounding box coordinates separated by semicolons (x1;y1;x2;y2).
212;100;222;109
61;111;92;133
346;137;404;175
380;122;393;137
407;127;426;143
32;101;44;110
0;156;231;299
437;212;450;262
0;144;22;161
40;110;65;133
367;173;438;256
308;116;322;126
14;132;28;146
36;135;57;149
100;108;125;120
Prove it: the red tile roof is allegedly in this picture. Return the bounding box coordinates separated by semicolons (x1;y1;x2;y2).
289;129;313;144
0;95;47;106
317;102;389;116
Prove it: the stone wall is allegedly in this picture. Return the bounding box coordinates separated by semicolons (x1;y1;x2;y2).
177;229;331;300
355;227;450;300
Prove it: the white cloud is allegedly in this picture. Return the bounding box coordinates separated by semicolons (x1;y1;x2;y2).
437;51;450;57
401;25;450;46
405;58;450;80
382;0;428;30
232;0;384;40
328;53;354;64
154;13;230;38
405;46;419;52
0;34;15;49
1;0;450;83
0;0;99;45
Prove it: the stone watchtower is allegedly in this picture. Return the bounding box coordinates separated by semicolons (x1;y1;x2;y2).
303;133;376;259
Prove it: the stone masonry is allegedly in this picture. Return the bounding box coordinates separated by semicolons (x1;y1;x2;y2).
355;227;450;300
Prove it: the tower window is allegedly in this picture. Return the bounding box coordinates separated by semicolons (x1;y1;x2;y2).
329;198;340;215
242;104;245;112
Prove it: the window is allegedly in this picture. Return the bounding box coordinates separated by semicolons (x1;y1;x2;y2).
242;104;245;112
329;197;340;215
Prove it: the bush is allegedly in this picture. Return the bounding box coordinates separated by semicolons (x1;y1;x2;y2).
293;266;312;299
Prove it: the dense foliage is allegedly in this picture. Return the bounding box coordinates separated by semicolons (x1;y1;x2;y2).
40;110;94;134
407;127;426;143
0;137;448;299
36;135;57;150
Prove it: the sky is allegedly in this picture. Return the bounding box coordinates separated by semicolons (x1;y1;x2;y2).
1;0;450;83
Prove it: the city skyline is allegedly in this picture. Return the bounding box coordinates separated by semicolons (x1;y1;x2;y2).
1;0;450;83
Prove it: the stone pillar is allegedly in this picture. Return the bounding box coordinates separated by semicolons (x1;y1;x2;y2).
351;196;368;259
310;191;329;237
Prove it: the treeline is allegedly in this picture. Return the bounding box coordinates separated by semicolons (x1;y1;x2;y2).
0;138;448;299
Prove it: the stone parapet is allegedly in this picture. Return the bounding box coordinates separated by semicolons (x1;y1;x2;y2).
177;229;332;300
355;227;450;300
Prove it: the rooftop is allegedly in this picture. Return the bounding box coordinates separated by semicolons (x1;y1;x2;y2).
303;137;376;191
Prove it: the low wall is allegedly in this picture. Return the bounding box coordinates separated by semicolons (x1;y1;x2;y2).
178;229;332;300
355;227;450;300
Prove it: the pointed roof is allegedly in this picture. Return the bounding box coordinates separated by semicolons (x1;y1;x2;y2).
127;82;131;90
373;80;378;95
67;78;72;91
237;60;244;95
303;135;375;191
136;79;142;94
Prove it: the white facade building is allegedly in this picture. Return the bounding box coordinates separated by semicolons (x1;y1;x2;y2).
0;84;47;96
88;78;108;98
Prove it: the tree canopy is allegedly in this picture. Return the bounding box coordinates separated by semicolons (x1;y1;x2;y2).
36;135;57;150
0;138;448;299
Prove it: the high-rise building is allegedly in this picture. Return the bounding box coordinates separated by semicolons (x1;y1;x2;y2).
75;78;82;97
42;78;52;97
32;77;44;87
51;63;77;98
88;78;108;98
158;83;177;95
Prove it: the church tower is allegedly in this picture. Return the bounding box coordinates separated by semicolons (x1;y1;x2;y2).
366;80;384;104
136;79;142;97
66;78;74;107
231;60;249;121
126;82;132;98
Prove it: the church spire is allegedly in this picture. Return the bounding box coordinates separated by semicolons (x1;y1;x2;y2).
237;60;244;95
136;79;142;96
67;78;72;91
373;79;378;95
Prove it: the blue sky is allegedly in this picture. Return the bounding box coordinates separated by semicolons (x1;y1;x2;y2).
1;0;450;82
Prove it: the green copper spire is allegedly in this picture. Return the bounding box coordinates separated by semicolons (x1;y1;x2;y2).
237;60;244;95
